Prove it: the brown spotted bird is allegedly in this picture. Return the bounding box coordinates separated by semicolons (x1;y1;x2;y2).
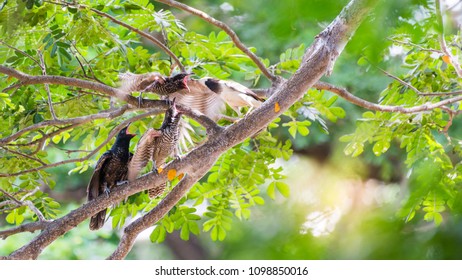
143;73;190;95
119;72;190;106
86;124;135;230
148;98;183;198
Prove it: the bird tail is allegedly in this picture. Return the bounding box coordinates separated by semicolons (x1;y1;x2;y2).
89;209;107;230
148;182;166;199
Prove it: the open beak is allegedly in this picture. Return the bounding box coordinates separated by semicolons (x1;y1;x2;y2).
125;122;136;137
183;75;190;93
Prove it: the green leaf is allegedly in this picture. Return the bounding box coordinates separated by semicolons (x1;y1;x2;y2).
297;125;310;136
267;181;276;200
276;181;290;197
5;212;15;224
180;223;190;240
288;125;297;138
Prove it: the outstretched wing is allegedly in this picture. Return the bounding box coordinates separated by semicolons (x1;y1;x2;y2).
118;72;165;93
171;80;226;121
223;80;266;102
86;151;112;202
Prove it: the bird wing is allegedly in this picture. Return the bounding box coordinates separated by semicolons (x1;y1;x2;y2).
223;80;266;102
118;72;164;93
171;80;226;121
86;151;112;202
127;130;157;181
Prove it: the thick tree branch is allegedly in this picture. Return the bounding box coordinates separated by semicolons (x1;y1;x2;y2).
156;0;278;83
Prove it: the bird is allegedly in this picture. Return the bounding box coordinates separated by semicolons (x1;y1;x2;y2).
149;98;183;198
143;73;190;95
127;128;162;182
170;77;265;121
199;77;265;115
86;123;136;230
118;72;190;106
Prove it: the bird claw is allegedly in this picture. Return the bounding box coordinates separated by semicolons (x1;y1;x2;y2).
152;166;159;174
117;180;128;186
138;95;142;108
104;187;110;197
174;154;183;161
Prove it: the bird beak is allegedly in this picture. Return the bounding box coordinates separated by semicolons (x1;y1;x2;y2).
125;122;136;137
183;75;190;93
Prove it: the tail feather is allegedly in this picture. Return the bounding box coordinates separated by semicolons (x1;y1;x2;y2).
89;209;107;230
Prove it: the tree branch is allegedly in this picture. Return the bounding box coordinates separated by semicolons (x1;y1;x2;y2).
0;221;52;240
156;0;278;83
38;50;58;120
313;82;462;113
0;188;47;222
0;105;129;145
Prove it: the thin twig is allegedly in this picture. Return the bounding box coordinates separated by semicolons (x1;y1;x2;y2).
0;39;41;66
0;188;47;221
0;221;52;240
0;189;22;204
313;81;462;113
390;39;443;54
378;67;423;94
418;90;462;96
70;41;105;84
1;147;47;165
0;105;129;145
38;50;58;120
156;0;277;82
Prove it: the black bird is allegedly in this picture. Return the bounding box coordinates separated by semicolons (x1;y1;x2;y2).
86;124;136;230
148;98;183;198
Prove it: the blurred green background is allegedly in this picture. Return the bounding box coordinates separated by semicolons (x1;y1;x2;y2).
2;0;462;259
